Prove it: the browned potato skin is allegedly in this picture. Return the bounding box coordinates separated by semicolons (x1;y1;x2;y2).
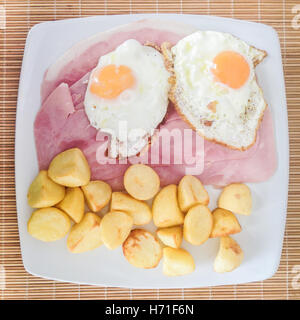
157;226;183;249
163;247;195;276
81;180;112;212
67;212;102;253
218;183;252;216
152;184;184;228
27;207;71;242
210;208;241;238
56;187;85;223
48;148;91;187
214;236;244;273
123;229;162;269
110;192;152;225
178;175;209;212
183;204;213;245
124;164;160;200
27;170;65;208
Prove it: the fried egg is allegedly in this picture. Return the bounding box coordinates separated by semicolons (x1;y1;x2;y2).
84;39;171;158
166;31;267;150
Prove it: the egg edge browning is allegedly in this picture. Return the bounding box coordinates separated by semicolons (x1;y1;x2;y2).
161;34;268;152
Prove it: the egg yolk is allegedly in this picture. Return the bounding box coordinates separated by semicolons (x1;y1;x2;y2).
212;51;250;89
90;64;135;99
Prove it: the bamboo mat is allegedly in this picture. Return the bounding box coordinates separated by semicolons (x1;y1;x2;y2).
0;0;299;300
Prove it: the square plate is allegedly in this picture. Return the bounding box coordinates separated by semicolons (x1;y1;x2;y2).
15;14;289;288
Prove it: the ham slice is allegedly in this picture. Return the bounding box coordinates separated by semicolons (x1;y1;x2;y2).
34;83;75;169
35;84;130;186
70;72;90;106
35;19;277;190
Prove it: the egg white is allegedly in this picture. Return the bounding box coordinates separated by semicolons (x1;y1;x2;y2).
171;31;266;149
84;39;171;158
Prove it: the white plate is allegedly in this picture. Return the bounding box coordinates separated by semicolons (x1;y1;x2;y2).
15;14;289;288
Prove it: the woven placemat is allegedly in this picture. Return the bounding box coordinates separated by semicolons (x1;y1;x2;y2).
0;0;299;300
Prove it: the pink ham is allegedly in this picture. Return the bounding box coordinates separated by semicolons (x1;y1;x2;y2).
35;83;130;187
35;19;277;190
70;72;90;107
199;107;277;185
34;83;75;169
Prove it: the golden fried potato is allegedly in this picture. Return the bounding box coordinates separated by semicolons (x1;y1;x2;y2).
27;170;65;208
110;192;151;225
48;148;90;187
157;226;183;248
81;180;112;212
100;211;133;249
184;204;213;245
163;247;195;276
27;207;71;242
214;236;244;273
124;164;160;200
178;175;209;212
67;212;102;253
152;184;184;228
218;183;252;215
123;229;162;269
210;208;241;238
56;187;84;223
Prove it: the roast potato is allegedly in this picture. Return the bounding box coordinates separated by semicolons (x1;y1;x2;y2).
100;211;133;249
178;175;209;212
27;207;71;242
156;226;183;248
27;170;65;208
210;208;241;238
152;184;184;228
163;247;195;276
123;229;162;269
48;148;90;187
183;204;213;245
218;183;252;215
67;212;102;253
81;180;112;212
110;192;152;225
124;164;160;200
214;236;244;273
56;187;84;223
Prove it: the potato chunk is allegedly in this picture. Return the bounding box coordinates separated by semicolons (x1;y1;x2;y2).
163;247;195;276
183;204;213;245
218;183;252;215
214;236;244;273
124;164;160;200
27;207;71;242
48;148;90;187
178;175;209;212
81;180;112;212
56;187;84;223
100;211;133;249
210;208;241;238
153;184;184;228
123;229;162;269
110;192;151;225
157;226;183;248
67;212;102;253
27;170;65;208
